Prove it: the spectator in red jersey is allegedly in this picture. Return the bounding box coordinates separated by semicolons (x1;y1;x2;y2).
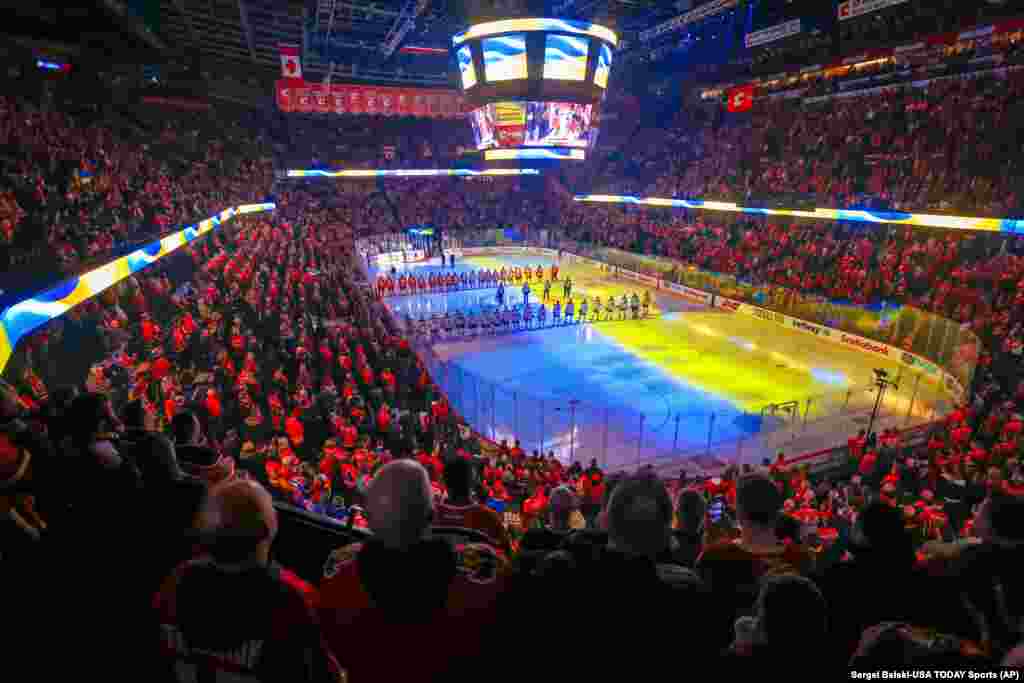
318;460;507;682
519;484;548;532
0;377;55;544
154;479;342;683
436;457;511;554
697;473;814;649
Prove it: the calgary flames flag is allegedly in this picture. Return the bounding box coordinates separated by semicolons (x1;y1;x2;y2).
726;85;755;113
276;80;469;119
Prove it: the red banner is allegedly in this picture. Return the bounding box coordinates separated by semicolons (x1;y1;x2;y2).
275;80;468;118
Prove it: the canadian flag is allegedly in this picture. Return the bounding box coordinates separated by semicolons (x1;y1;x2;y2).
726;85;754;113
280;44;303;80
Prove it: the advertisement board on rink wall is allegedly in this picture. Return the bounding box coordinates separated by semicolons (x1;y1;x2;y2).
714;295;743;312
715;292;964;396
667;282;713;305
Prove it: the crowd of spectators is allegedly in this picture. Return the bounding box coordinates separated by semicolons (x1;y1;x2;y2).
0;88;273;305
632;71;1024;216
8;16;1024;676
4;182;1024;676
272;113;473;171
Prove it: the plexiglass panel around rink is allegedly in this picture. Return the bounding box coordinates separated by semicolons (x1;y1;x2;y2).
417;341;948;473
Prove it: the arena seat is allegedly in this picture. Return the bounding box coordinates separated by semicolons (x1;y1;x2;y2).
272;503;371;584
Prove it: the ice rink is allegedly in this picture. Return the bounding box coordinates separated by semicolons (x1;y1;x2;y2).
374;251;951;472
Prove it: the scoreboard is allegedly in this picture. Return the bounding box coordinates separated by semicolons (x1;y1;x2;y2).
453;18;617;105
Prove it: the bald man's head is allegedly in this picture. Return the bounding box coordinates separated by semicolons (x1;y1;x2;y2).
366;460;434;550
199;479;279;565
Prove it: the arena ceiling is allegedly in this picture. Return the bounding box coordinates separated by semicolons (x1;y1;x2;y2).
6;1;816;89
155;0;676;86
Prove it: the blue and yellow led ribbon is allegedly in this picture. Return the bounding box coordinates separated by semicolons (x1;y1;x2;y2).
0;202;276;373
573;195;1024;234
286;168;541;178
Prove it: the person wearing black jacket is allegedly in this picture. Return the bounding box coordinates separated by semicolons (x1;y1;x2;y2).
813;502;975;660
672;489;706;568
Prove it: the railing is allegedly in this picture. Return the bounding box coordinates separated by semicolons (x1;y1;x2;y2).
415;347;948;473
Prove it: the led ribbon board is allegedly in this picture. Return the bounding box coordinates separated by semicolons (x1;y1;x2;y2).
286;168;541;177
453;18;617;47
0;203;276;373
485;148;584;161
573;195;1024;234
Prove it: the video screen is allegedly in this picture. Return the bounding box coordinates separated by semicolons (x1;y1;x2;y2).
544;34;589;81
456;46;477;89
492;102;526;147
524;102;596;148
482;34;527;82
594;43;613;88
469;106;496;150
485;148;585;161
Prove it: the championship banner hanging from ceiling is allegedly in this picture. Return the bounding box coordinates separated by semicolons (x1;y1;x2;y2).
276;80;469;118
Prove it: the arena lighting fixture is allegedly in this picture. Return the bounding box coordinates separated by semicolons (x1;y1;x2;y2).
573;195;1024;234
452;18;618;47
286;168;540;177
0;202;276;373
36;60;71;72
